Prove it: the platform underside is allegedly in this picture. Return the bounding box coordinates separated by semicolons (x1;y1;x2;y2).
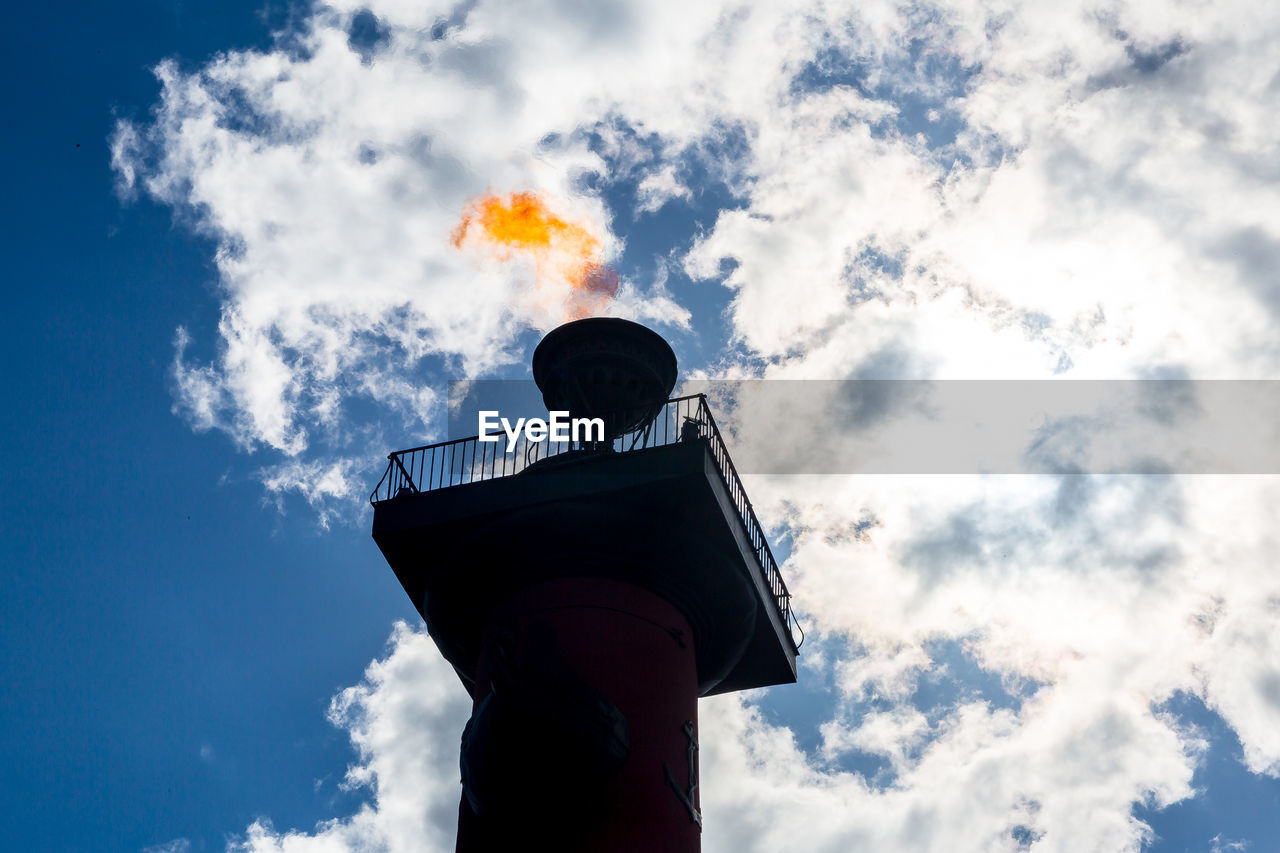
372;440;797;697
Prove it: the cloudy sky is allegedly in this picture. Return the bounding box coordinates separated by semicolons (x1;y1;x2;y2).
6;0;1280;850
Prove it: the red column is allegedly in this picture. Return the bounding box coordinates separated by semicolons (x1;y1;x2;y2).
457;578;701;852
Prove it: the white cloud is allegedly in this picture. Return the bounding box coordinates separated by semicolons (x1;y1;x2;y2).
699;687;1199;853
740;472;1280;845
227;623;471;853
636;163;693;214
118;0;1280;848
262;617;1204;852
1210;835;1250;853
143;840;192;853
259;457;364;528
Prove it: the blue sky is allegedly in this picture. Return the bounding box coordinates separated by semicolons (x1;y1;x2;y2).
4;1;1280;851
3;2;411;848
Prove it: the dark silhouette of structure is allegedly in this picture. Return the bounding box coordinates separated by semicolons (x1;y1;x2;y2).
371;317;799;852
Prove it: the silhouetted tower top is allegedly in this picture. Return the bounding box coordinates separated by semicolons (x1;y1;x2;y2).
532;317;677;439
370;317;799;850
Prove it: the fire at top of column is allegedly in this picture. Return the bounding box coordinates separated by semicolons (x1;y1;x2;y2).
451;190;620;322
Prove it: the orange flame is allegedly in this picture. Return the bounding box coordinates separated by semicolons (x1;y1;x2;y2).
451;191;619;319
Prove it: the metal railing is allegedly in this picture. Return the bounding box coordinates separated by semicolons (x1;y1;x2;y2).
371;394;801;649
